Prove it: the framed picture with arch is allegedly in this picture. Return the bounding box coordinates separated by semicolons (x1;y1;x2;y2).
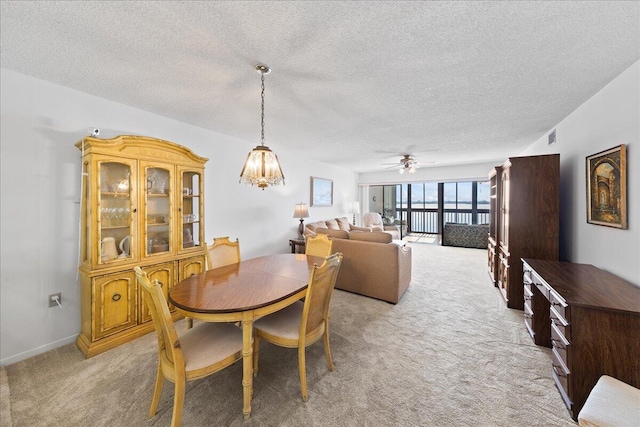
586;144;627;229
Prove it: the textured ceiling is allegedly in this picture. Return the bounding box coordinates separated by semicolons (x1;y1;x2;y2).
1;1;639;172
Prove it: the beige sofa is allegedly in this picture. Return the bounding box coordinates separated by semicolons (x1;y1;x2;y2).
304;217;412;304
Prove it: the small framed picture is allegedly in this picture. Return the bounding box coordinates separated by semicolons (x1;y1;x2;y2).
586;144;627;229
310;177;333;207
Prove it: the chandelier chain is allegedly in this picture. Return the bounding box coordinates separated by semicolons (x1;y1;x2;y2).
260;71;266;145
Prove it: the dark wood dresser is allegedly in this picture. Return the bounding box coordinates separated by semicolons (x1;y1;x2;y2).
522;258;640;420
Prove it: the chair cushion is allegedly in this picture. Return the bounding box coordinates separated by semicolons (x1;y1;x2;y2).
254;301;303;340
180;322;243;372
578;375;640;427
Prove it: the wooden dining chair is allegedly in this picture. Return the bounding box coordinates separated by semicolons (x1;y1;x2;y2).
252;252;343;401
133;267;243;427
305;234;333;258
206;236;241;270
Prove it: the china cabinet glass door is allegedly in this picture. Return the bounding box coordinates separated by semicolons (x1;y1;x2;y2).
179;169;203;251
97;159;136;265
143;163;173;257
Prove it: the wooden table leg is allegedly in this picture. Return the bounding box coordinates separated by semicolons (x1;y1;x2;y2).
241;312;253;420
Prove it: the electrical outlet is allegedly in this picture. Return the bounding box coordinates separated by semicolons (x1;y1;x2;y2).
49;293;62;308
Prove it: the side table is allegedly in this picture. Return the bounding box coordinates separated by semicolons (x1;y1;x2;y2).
289;237;306;254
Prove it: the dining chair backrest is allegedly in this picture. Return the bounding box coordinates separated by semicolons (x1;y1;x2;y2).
301;253;343;336
207;236;241;270
134;266;182;368
305;234;333;258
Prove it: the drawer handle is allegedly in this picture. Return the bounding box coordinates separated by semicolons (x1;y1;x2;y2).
550;315;569;328
551;338;566;350
550;315;562;324
552;364;567;378
112;293;122;302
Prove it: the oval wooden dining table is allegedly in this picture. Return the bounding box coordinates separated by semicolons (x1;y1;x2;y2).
168;253;324;420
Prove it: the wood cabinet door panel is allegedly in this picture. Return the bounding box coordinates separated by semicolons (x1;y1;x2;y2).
138;262;175;323
93;272;136;339
178;255;206;280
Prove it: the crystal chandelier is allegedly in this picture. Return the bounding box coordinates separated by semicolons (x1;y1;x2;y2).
239;64;285;190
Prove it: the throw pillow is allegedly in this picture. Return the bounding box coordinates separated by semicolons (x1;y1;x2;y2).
325;219;340;230
336;217;351;231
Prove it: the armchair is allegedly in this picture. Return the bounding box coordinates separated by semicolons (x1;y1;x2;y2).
362;212;401;239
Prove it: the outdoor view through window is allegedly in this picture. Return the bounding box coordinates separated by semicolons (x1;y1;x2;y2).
370;181;490;234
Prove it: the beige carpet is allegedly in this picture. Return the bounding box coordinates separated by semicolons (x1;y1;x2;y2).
403;233;439;244
1;244;576;426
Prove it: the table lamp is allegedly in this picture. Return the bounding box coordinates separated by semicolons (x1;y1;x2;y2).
348;201;360;225
293;202;310;238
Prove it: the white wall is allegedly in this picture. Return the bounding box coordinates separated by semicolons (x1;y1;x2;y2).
519;60;639;285
0;69;359;365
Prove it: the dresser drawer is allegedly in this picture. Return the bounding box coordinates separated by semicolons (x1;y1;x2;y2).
531;270;550;300
524;281;534;301
549;290;568;322
551;321;570;366
550;304;570;340
552;348;573;412
524;302;534;339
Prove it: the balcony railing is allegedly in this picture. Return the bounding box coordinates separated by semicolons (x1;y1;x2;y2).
396;208;489;234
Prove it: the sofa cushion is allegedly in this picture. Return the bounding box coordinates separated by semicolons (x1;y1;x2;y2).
349;231;392;244
336;217;351;231
304;221;328;237
317;228;349;239
325;219;340;230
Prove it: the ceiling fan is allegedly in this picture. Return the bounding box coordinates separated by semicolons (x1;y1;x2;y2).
381;155;421;174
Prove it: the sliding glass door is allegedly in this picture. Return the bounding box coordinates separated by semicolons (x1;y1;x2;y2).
372;181;490;235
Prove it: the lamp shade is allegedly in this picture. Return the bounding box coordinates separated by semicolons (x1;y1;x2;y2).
239;145;285;189
293;202;309;219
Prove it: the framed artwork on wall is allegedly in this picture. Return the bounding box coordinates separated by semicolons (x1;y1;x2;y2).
310;177;333;207
586;144;627;229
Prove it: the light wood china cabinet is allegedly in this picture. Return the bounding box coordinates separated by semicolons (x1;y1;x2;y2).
75;135;208;358
488;154;560;310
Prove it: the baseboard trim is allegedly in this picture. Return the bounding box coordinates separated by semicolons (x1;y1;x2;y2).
0;334;78;367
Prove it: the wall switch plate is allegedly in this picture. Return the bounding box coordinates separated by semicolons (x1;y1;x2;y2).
49;293;62;308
